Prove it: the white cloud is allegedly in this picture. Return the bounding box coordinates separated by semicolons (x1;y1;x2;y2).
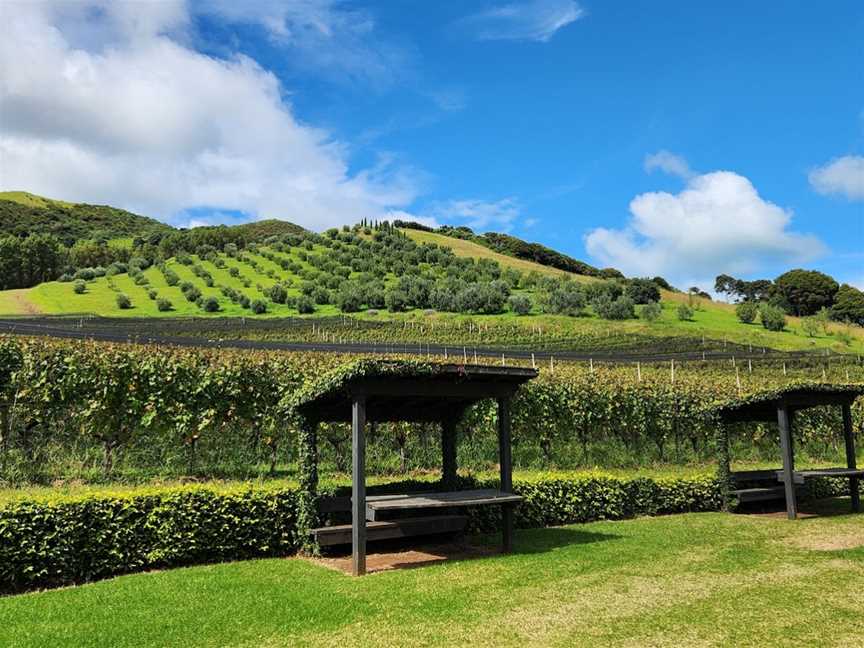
808;155;864;201
0;1;420;230
458;0;584;43
644;150;694;180
430;198;521;231
585;169;826;285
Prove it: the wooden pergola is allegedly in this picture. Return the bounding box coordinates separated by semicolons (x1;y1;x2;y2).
715;385;864;519
292;361;538;575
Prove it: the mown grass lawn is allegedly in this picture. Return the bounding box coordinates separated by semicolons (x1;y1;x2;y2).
3;499;863;647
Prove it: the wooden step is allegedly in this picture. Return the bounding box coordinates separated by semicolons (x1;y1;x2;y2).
311;514;468;547
732;487;788;503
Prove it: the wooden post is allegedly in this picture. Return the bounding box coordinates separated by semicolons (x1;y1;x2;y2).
777;403;797;520
842;402;860;513
352;395;367;575
441;416;458;491
497;396;514;553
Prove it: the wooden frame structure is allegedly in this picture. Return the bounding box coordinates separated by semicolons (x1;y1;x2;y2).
293;362;538;575
715;386;864;519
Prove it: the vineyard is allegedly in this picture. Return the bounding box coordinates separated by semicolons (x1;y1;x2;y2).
1;335;862;487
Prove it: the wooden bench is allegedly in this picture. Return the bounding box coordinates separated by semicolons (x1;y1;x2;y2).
731;467;864;504
311;489;521;546
365;489;522;521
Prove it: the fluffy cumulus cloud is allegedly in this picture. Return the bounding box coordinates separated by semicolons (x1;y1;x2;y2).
458;0;584;43
0;1;420;230
429;198;521;231
585;166;826;288
808;155;864;201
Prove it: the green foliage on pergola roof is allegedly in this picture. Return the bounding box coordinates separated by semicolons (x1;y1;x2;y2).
709;381;864;423
283;358;537;424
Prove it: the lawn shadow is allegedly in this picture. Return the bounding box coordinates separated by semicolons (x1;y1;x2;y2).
312;526;620;575
742;496;862;520
510;526;620;554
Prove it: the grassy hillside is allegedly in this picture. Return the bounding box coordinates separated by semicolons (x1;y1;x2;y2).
2;228;861;353
402;229;584;280
0;191;172;243
0;197;860;353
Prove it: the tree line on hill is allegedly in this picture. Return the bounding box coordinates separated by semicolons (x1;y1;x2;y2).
0;197;170;244
716;269;864;327
393;219;639;282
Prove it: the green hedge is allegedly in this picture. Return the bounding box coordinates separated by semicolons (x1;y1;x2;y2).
464;475;723;533
0;487;299;595
1;473;856;595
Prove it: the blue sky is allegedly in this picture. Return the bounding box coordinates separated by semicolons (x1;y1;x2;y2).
1;1;862;290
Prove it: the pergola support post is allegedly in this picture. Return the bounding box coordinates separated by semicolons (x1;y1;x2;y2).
441;416;458;491
777;403;797;520
497;396;514;553
842;403;860;513
352;395;367;576
297;418;319;553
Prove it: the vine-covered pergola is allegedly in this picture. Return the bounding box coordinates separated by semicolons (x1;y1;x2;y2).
287;360;538;575
714;384;864;519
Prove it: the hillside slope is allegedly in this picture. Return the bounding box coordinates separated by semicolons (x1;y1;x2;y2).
0;191;172;243
401;228;588;281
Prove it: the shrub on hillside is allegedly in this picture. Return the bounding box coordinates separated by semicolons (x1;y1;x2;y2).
509;294;532;315
385;288;409;312
115;293;132;309
156;298;172;312
543;282;586;316
296;295;315;314
759;304;786;331
585;280;623;304
250;299;267;314
162;268;180;286
73;280;86;294
735;301;758;324
625;278;661;304
801;316;820;338
595;295;635;320
677;303;694;321
267;283;288;304
640;301;662;321
336;284;363;313
184;286;202;303
147;289;158;300
199;296;220;312
312;287;330;305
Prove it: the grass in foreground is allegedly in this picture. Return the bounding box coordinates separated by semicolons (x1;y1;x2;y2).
2;499;863;647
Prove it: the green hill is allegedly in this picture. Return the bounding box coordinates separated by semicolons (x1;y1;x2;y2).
0;220;859;353
0;194;860;354
0;191;172;244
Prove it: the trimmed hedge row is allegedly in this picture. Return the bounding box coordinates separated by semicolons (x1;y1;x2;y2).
1;473;855;594
463;475;723;533
0;487;299;594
